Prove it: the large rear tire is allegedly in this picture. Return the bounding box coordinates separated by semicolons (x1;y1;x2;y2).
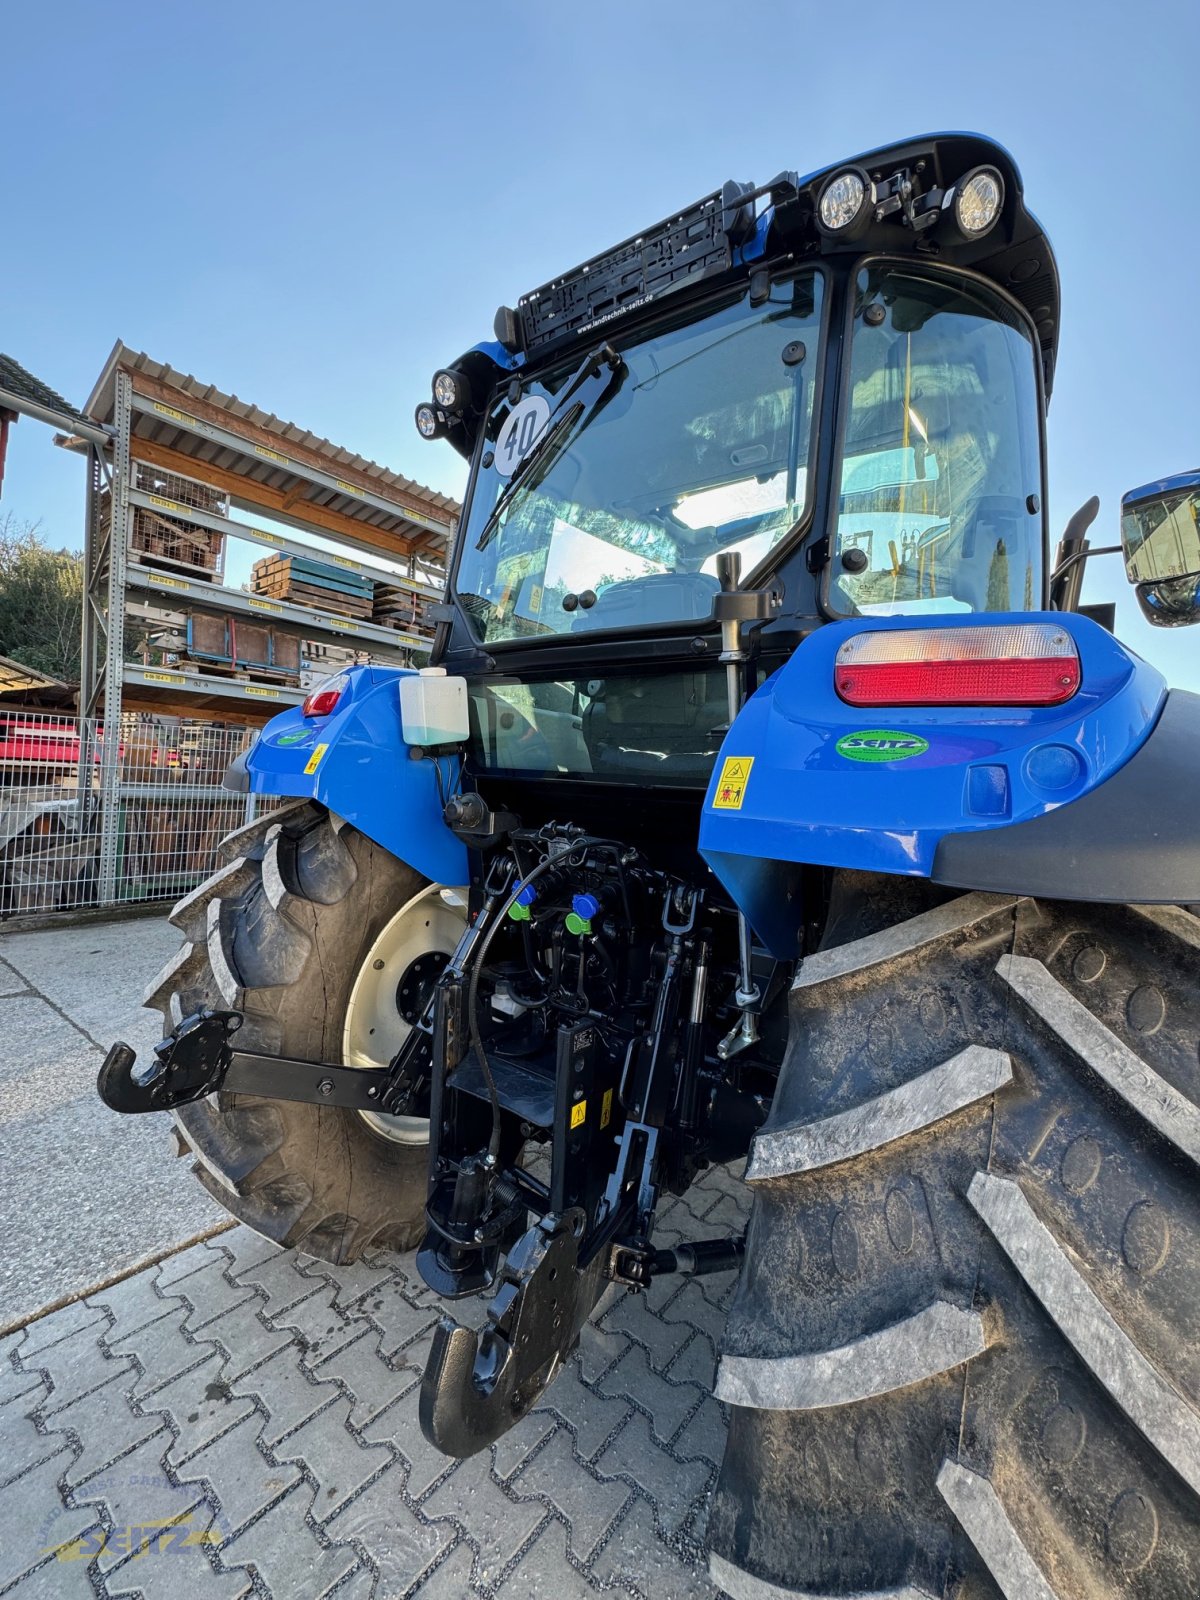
710;883;1200;1599
145;801;463;1265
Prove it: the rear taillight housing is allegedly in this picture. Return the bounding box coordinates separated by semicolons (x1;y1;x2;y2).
835;625;1081;707
301;672;350;717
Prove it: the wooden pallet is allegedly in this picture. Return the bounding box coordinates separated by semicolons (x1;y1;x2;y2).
265;582;374;619
373;602;432;625
169;657;302;688
185;612;303;676
372;582;438;634
251;563;367;593
129;548;221;583
374;620;436;641
252;554;375;619
132;507;224;579
251;554;374;598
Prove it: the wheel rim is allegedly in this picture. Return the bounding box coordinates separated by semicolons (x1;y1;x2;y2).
343;883;466;1143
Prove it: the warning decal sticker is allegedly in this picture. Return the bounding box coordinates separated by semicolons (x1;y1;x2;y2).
712;755;754;810
303;743;329;775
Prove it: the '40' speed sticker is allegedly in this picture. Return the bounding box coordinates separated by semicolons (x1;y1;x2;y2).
836;730;929;763
494;395;551;480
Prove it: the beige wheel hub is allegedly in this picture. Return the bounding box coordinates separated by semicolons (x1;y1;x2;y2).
342;883;467;1143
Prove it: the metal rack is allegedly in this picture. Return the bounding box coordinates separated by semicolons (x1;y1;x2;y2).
68;343;459;904
124;564;429;653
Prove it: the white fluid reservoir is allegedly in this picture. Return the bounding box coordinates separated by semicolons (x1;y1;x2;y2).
399;667;469;747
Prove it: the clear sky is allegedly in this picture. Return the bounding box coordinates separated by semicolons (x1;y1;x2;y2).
4;0;1198;685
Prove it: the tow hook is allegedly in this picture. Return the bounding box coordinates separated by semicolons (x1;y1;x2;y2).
97;1009;243;1113
419;1212;747;1457
98;1008;416;1116
419;1207;598;1457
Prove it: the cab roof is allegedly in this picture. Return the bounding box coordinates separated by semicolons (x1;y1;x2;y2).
505;132;1057;389
436;133;1060;459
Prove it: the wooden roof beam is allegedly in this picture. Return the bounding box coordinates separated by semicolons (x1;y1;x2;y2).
127;368;453;531
129;437;421;562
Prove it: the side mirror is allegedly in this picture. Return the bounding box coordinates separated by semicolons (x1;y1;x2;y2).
1120;470;1200;627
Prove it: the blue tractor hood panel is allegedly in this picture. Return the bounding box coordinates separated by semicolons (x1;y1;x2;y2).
244;665;468;887
699;613;1166;958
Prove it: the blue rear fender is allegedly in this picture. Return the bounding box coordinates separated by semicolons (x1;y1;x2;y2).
245;665;468;887
699;612;1169;956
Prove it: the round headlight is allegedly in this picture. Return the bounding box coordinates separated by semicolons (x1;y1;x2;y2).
954;167;1004;237
433;369;470;412
414;402;442;441
818;169;868;233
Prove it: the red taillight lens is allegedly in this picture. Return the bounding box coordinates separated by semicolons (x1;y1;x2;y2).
835;625;1081;707
301;672;350;718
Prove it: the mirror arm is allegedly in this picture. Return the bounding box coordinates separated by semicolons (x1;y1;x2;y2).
1050;494;1101;611
1049;544;1122;586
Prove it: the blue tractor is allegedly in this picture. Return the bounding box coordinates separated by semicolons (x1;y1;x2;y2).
102;134;1200;1597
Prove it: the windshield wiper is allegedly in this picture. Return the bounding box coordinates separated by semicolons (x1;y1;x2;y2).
476;401;583;553
475;342;626;552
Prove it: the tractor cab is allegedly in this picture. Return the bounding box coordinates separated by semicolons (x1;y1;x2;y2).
410;134;1070;822
424;135;1056;676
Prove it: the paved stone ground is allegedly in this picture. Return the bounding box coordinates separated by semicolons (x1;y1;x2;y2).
0;915;224;1325
0;1167;748;1599
0;916;751;1598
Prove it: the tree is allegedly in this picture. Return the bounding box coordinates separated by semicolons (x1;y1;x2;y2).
985;537;1011;612
0;515;84;682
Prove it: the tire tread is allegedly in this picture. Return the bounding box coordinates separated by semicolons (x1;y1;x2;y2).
710;886;1200;1599
152;803;429;1264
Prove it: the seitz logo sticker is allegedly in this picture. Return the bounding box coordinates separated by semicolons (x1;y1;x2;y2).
271;729;309;746
712;755;754;809
836;730;930;763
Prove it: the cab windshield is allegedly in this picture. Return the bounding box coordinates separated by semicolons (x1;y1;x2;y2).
455;271;824;644
830;264;1044;616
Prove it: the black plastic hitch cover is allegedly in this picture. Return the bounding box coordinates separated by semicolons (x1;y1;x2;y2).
419;1206;600;1458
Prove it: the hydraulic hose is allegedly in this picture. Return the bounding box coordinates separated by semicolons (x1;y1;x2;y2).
465;834;611;1158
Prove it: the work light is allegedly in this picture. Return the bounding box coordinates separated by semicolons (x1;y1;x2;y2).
953;167;1004;238
817;169;870;236
433;368;471;413
414;402;444;441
